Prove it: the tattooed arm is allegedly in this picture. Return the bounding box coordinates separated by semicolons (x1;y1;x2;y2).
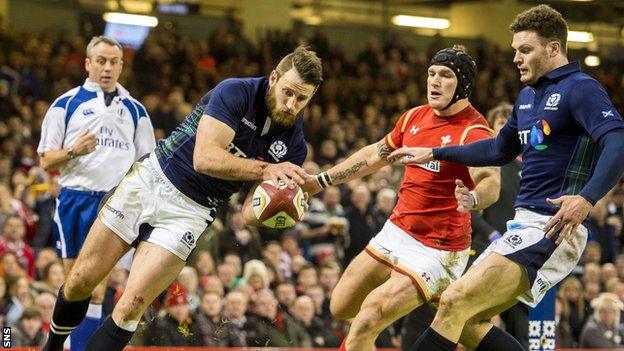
327;138;392;185
303;138;394;196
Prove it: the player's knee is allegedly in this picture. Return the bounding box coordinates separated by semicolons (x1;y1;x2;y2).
330;297;353;320
64;271;97;301
438;284;470;313
353;302;384;334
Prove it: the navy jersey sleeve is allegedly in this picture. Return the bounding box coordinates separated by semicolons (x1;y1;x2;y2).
204;79;251;130
433;111;520;166
569;78;624;141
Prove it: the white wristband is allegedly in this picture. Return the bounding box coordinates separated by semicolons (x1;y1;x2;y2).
469;190;480;210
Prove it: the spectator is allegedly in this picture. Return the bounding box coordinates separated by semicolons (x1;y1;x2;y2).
318;260;341;298
0;276;14;324
32;260;64;295
343;184;377;265
262;240;290;281
177;266;200;313
7;275;34;324
144;283;203;346
34;291;55;335
246;288;311;347
223;252;243;278
602;263;618;285
0;251;26;281
200;275;224;297
580;293;624;348
214;208;263;264
191;250;216;278
223;290;248;332
296;264;318;294
290;295;340;347
583;262;602;286
242;259;270;292
558;277;588;346
555;296;575;348
276;281;297;310
33;248;58;281
584;241;602;265
216;262;237;293
11;306;45;347
195;291;245;346
0;215;35;277
281;233;303;258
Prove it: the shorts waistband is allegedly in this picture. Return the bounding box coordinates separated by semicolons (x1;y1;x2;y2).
60;187;108;197
145;153;215;211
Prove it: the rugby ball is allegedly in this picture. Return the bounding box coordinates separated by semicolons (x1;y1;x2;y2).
252;180;306;228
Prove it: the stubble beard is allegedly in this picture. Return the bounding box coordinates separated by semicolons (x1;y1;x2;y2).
266;86;297;128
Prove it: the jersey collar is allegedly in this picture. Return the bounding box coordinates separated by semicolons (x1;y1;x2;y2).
532;61;580;87
82;78;130;97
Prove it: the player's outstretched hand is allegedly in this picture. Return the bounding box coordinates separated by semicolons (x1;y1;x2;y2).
543;195;593;245
262;162;309;189
455;179;472;213
388;146;434;164
72;130;97;156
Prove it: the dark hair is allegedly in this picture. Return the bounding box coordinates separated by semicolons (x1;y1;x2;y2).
43;260;63;280
509;4;568;52
486;102;513;127
20;306;42;320
275;45;323;87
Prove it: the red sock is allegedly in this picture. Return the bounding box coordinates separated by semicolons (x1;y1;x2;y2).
338;338;347;351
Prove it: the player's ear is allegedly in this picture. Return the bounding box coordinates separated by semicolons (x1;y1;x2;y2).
269;70;278;86
85;57;91;73
547;41;559;57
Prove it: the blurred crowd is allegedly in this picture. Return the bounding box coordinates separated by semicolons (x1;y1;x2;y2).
1;12;624;349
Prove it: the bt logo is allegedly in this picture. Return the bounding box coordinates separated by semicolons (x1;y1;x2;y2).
517;119;551;151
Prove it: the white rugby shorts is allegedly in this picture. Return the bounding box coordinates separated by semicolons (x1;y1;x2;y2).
100;154;217;261
366;220;470;301
473;207;588;307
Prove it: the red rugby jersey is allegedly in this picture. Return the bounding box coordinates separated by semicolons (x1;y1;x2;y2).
385;104;493;251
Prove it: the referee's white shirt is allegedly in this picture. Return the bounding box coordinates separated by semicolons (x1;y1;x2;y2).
37;79;156;192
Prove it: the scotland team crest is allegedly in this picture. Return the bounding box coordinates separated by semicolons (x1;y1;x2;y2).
269;140;288;161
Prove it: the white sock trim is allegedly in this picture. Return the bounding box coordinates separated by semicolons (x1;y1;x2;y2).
86;303;103;319
117;319;139;332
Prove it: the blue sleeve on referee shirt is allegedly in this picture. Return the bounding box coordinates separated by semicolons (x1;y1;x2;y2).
433;114;521;167
569;78;624;141
204;79;251;130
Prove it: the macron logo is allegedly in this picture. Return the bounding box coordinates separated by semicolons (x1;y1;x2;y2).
241;118;257;130
83;108;95;116
518;104;532;110
105;204;124;220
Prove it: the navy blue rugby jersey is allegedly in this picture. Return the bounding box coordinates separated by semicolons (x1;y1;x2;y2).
498;61;624;214
154;77;307;208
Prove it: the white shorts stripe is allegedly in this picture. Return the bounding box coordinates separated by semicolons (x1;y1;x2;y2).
53;198;68;258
